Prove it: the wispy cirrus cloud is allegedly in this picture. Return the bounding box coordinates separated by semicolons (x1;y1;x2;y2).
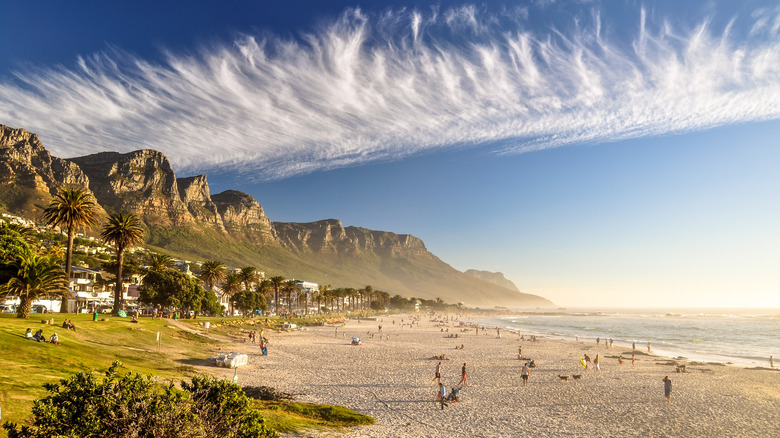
1;5;779;180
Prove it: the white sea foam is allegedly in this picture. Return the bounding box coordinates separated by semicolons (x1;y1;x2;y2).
482;307;780;367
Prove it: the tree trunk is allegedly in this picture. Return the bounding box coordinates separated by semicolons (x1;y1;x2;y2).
112;249;124;314
61;227;74;313
17;296;32;319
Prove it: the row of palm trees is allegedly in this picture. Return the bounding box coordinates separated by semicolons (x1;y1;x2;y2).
1;188;145;318
197;262;301;315
196;260;392;316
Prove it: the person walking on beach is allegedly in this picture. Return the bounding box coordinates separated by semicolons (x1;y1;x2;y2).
647;342;651;352
584;354;593;369
632;342;636;350
632;354;636;366
771;356;774;368
521;363;530;386
438;382;448;409
662;376;672;403
594;354;601;371
458;362;468;386
431;361;442;385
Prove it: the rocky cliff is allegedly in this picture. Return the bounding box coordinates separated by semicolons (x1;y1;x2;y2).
211;190;276;244
69;150;193;226
68;151;277;244
272;220;550;306
273;219;429;258
464;270;521;292
0;124;99;217
177;174;224;230
0;124;90;193
0;123;553;307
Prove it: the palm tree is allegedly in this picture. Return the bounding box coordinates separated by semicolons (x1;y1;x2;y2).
317;284;331;314
101;212;144;314
222;273;243;316
363;285;374;310
345;288;357;311
283;279;298;316
269;275;285;314
335;288;347;312
238;267;259;292
375;290;390;309
198;260;226;292
145;253;172;272
256;278;273;304
1;253;68;319
43;188;99;313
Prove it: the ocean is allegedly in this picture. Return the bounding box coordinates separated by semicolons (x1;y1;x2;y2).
473;308;780;367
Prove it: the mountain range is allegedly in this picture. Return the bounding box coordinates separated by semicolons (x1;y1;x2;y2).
0;123;552;307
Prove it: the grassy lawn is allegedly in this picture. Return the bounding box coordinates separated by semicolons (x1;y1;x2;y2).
256;401;375;434
0;312;372;437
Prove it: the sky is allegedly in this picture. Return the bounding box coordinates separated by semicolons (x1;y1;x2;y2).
1;1;779;308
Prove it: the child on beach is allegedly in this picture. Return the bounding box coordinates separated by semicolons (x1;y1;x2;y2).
521;363;530;386
662;376;672;403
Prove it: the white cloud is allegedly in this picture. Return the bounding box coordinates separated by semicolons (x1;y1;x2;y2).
0;6;779;180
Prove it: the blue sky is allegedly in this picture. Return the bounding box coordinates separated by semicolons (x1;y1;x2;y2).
2;1;779;307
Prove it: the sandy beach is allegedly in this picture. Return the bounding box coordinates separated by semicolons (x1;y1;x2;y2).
211;314;780;437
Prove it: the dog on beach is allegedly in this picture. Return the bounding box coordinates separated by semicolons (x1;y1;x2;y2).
558;375;569;382
572;374;582;379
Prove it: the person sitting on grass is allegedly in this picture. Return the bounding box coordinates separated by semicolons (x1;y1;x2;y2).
25;328;34;340
49;333;60;345
33;329;45;342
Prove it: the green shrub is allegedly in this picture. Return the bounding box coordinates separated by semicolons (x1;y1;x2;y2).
3;362;278;438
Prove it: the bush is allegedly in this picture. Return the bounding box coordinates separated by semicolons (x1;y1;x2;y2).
3;362;278;438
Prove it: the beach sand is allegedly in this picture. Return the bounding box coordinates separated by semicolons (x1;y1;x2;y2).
213;314;780;437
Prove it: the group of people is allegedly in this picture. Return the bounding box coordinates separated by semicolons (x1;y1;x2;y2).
61;319;77;331
430;361;468;386
248;330;269;355
597;337;616;348
432;361;468;409
25;328;59;345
